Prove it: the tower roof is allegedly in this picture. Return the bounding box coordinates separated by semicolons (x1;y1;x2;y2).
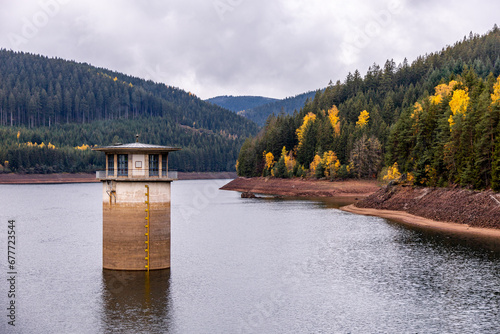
92;142;181;153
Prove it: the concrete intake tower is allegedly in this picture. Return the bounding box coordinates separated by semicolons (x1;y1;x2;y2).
93;140;180;270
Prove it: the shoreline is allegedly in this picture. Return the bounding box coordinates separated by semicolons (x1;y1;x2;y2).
0;171;237;184
220;177;380;198
341;204;500;239
0;173;98;184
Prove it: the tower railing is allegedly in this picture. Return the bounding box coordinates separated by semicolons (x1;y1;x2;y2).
96;170;107;178
96;170;178;180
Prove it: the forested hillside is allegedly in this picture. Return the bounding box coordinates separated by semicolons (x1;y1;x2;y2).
0;50;259;173
205;95;278;113
237;26;500;191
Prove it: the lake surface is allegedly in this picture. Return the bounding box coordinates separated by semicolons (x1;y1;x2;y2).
1;179;500;333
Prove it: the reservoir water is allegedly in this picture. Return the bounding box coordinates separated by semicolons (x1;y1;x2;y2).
1;179;500;333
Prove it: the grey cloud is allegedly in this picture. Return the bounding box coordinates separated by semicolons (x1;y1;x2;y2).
0;0;499;99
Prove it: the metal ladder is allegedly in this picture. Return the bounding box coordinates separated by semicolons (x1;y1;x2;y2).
145;185;150;271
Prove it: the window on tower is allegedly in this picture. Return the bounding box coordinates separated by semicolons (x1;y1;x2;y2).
107;154;114;176
117;154;128;176
149;154;159;176
162;154;167;177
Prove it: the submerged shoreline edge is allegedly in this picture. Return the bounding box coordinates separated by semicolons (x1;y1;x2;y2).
340;204;500;241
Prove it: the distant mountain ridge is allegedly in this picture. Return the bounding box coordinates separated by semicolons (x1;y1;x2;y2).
205;95;278;113
239;90;320;126
207;91;320;126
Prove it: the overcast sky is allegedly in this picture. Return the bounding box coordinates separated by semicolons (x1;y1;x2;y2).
1;0;499;100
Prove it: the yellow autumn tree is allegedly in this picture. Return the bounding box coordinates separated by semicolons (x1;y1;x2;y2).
281;147;296;173
430;93;443;105
309;154;322;176
491;75;500;104
410;102;423;134
383;162;401;181
327;105;340;136
17;131;20;140
411;102;423;120
406;172;415;184
296;112;317;148
264;151;275;170
448;89;470;130
75;144;90;150
430;80;461;105
356;110;369;128
23;141;55;149
321;151;340;178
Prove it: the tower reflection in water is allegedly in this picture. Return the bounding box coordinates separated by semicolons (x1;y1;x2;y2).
101;269;173;332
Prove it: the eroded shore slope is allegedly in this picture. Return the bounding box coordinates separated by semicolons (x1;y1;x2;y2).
355;185;500;229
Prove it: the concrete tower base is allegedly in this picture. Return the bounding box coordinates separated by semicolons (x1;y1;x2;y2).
102;181;171;270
